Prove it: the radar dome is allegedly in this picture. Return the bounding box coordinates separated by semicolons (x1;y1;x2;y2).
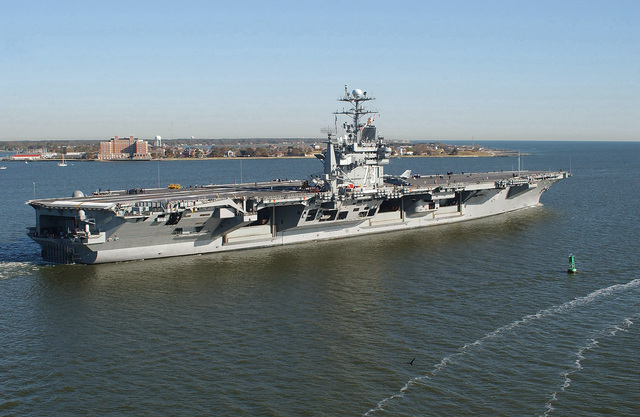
352;89;363;98
72;190;85;198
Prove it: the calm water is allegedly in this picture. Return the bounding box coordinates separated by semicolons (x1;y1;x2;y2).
1;141;638;416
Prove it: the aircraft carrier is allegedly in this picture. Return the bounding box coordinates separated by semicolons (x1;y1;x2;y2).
27;86;570;264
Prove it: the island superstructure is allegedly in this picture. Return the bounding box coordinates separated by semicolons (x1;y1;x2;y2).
27;86;570;264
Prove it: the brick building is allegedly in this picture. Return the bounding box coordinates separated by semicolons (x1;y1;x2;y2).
98;135;152;160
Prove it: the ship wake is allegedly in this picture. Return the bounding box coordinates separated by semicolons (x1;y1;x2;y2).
540;315;638;417
0;261;43;281
363;278;640;416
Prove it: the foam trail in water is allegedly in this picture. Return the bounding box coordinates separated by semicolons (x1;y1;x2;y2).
0;261;41;280
540;315;637;417
363;278;640;416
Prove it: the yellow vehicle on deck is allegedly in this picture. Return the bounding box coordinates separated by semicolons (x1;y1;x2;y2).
168;184;181;189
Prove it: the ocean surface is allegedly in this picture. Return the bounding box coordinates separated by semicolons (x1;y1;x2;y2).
1;141;638;416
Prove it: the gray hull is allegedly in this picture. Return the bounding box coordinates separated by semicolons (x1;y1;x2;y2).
28;173;566;264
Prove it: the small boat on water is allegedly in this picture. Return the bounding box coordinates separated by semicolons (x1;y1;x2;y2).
58;155;67;167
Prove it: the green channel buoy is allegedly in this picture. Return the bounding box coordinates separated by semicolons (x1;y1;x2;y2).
567;254;578;274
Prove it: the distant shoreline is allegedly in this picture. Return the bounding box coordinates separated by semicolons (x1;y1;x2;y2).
1;152;521;163
1;139;521;161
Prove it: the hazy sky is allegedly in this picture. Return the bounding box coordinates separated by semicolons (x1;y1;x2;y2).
1;0;638;141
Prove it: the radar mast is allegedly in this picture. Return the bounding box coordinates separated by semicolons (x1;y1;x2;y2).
334;84;379;144
317;85;390;193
